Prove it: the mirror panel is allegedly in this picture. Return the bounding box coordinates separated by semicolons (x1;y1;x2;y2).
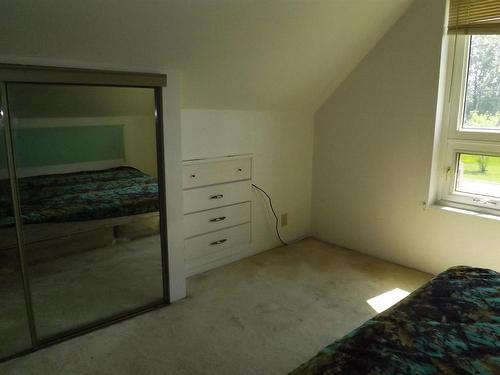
0;93;32;357
7;83;164;338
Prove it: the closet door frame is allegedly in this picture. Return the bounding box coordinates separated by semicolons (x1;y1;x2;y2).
0;64;169;362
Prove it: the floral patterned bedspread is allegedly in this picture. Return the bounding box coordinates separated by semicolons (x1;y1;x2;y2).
291;266;500;375
0;167;159;227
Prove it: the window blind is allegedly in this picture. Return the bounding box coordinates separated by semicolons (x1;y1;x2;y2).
449;0;500;34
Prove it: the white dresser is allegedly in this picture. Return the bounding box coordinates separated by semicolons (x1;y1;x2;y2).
182;155;252;275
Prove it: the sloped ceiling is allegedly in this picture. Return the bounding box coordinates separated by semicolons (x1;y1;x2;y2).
0;0;412;111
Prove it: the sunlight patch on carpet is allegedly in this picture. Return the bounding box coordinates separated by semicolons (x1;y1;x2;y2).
367;288;410;313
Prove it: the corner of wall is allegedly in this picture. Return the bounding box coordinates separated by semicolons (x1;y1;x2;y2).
163;71;187;301
309;0;459;274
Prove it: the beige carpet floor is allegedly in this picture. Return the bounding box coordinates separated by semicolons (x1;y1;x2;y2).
0;238;432;375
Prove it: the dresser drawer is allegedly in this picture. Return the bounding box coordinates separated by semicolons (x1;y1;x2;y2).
183;157;251;189
184;202;250;238
184;223;251;260
183;180;251;214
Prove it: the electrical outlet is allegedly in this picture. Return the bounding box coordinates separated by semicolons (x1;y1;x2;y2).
281;213;288;227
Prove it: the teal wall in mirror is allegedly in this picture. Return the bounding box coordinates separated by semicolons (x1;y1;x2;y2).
0;125;124;169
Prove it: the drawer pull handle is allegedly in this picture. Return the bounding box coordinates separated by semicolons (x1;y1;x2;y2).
237;168;242;172
210;239;227;246
209;216;226;222
209;194;223;200
190;174;196;178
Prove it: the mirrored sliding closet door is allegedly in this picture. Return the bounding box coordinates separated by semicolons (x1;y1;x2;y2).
0;87;32;358
7;83;165;339
0;65;168;360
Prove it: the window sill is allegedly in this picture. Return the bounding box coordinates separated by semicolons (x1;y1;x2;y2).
429;202;500;222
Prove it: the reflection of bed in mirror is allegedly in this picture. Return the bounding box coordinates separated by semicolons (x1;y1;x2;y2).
0;166;160;262
0;76;167;359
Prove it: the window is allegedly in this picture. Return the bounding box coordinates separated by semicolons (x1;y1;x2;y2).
437;34;500;214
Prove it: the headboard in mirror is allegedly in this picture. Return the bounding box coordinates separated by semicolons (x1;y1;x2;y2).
1;124;125;178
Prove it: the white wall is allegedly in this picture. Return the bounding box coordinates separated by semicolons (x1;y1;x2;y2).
182;109;313;254
163;71;186;301
311;0;500;274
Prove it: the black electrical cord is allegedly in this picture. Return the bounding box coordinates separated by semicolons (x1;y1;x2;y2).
252;183;287;246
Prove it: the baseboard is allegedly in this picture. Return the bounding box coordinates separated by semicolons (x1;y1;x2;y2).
285;233;313;245
185;243;257;277
185;232;313;277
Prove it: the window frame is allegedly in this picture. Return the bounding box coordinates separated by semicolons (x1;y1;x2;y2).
437;34;500;215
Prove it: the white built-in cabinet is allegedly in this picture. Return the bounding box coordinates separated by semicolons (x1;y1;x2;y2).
182;155;252;275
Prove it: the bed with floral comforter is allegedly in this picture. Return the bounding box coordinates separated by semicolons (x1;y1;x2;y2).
0;167;159;228
291;266;500;375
